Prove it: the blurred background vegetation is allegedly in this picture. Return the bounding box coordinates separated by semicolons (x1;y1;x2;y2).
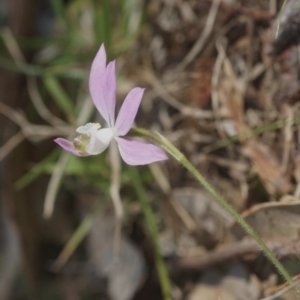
0;1;154;299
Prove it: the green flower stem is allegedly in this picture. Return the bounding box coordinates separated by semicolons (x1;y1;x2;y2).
129;167;172;300
129;128;296;291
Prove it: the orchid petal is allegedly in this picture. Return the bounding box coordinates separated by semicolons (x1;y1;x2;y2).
104;61;116;126
86;128;114;155
76;122;99;135
115;137;167;165
54;138;88;157
89;44;111;124
114;87;144;136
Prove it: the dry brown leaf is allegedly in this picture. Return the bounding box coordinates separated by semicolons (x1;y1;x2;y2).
173;188;233;243
187;262;261;300
231;201;300;242
263;274;300;300
247;142;292;194
293;154;300;182
190;60;213;108
220;58;291;195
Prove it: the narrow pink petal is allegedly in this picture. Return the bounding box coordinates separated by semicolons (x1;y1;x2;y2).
89;44;111;125
114;87;145;136
115;137;168;166
104;61;116;126
54;138;88;157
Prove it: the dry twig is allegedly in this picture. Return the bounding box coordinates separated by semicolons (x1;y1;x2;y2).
143;69;216;119
175;0;221;72
109;140;123;258
1;28;67;127
172;238;300;272
0;131;24;162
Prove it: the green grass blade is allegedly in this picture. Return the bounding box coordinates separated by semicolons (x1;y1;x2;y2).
128;167;172;300
15;149;60;190
53;210;96;269
0;57;88;79
91;0;112;58
276;0;289;38
43;75;75;118
203;115;300;153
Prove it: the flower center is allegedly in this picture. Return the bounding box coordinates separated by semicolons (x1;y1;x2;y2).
72;122;101;152
73;134;91;151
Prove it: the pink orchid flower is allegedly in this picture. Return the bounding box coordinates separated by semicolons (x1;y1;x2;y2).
54;44;167;166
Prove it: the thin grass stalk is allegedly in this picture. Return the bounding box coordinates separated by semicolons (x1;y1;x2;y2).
129;167;172;300
203;115;300;153
276;0;289;38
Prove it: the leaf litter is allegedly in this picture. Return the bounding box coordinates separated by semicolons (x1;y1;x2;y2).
132;0;300;298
